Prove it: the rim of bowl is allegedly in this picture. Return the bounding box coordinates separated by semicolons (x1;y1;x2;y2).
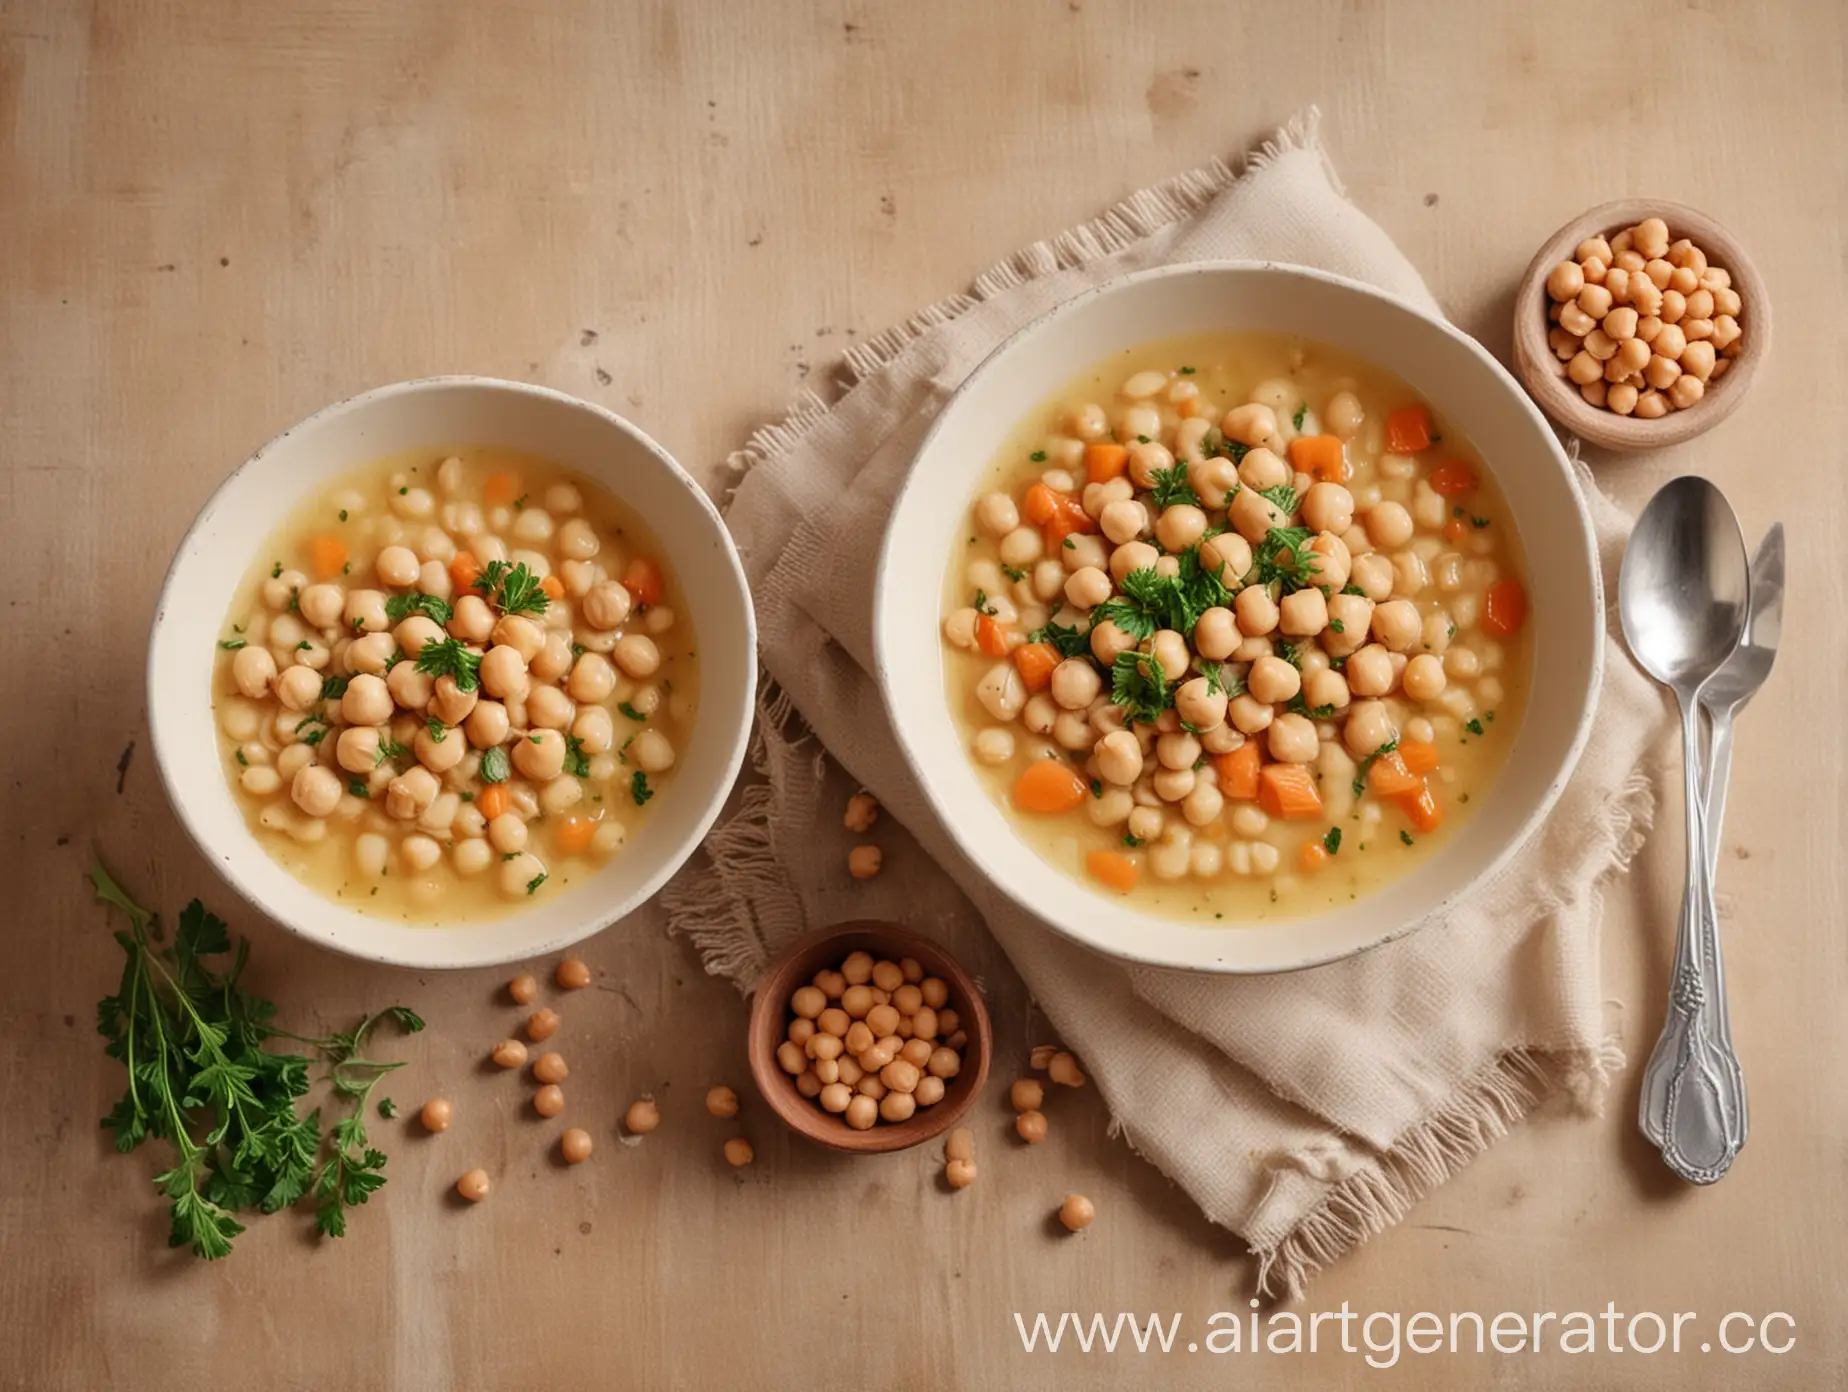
872;260;1603;975
147;375;757;969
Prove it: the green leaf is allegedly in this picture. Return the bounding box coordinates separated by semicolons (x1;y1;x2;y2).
414;638;481;693
972;589;997;616
564;735;591;778
617;702;646;722
1110;650;1170;725
384;592;454;625
1352;739;1400;797
526;871;548;896
479;746;510;783
1258;484;1299;516
424;715;447;744
1026;620;1090;660
1146;463;1198;510
319;675;349;702
474;560;549;617
1292;404;1307;430
1323;827;1342;854
630;771;654;806
218;638;247;651
1247;527;1319;592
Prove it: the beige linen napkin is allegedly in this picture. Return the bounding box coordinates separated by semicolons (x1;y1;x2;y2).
665;113;1662;1294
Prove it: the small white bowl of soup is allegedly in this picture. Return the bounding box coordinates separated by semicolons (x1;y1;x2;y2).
874;264;1601;974
149;377;755;969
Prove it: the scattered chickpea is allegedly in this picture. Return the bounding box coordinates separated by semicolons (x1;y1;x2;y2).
1059;1193;1096;1232
624;1096;660;1134
946;1128;975;1162
534;1084;565;1118
456;1168;491;1202
848;845;883;879
706;1084;740;1118
1029;1044;1058;1071
508;973;539;1005
1011;1078;1046;1113
556;957;592;990
526;1008;561;1042
723;1137;755;1167
420;1097;453;1133
491;1038;529;1069
532;1052;569;1085
1047;1051;1087;1088
946;1158;977;1189
843;791;879;833
1016;1110;1049;1144
560;1128;594;1164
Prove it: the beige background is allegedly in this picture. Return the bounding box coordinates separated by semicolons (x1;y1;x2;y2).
2;1;1843;1388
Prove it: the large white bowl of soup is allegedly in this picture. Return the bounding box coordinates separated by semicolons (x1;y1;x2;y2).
874;263;1601;974
149;377;755;969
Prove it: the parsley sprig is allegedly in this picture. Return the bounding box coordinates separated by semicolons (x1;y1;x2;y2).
1352;739;1400;796
1027;619;1091;660
384;592;454;625
1246;526;1320;592
1146;463;1198;510
414;637;481;693
1110;650;1171;725
91;865;422;1259
474;560;550;618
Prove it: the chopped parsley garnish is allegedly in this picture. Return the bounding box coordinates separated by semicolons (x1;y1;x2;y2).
295;720;329;748
1289;694;1338;719
1096;551;1231;641
1471;516;1491;528
1196;659;1244;699
1247;527;1319;592
1110;649;1171;725
1292;405;1308;430
1275;639;1302;670
1323;827;1342;855
424;716;447;743
1464;718;1485;736
384;592;454;625
564;735;591;778
414;637;480;693
972;589;997;616
1122;833;1145;848
398;486;408;495
218;638;246;651
1341;583;1366;597
1030;450;1047;462
513;494;528;511
473;560;549;618
271;561;282;579
1258;484;1299;515
348;778;369;799
525;871;547;895
478;746;510;783
296;640;312;651
1179;365;1196;375
1401;830;1415;846
1205;430;1249;464
617;734;635;764
1351;739;1400;796
1001;564;1027;582
630;771;654;806
1026;619;1090;660
1329;618;1345;634
234;749;248;767
1447;621;1458;640
617;702;646;722
1147;463;1198;510
376;1097;397;1119
375;739;410;765
459;791;474;802
319;675;349;702
1088;778;1103;799
338;509;348;522
1062;537;1076;550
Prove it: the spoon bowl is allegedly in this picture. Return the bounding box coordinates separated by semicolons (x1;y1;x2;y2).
1619;476;1750;694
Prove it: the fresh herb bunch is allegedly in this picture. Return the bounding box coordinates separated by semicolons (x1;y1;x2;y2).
415;637;481;693
1146;463;1198;510
92;866;422;1259
1111;650;1171;725
1246;526;1320;592
474;559;550;618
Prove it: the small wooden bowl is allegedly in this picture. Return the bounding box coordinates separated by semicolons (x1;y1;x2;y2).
747;922;992;1154
1512;199;1770;452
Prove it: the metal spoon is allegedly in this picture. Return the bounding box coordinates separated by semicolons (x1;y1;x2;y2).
1702;524;1784;853
1620;476;1751;1184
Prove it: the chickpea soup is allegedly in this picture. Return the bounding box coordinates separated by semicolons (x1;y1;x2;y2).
213;448;699;924
941;333;1532;924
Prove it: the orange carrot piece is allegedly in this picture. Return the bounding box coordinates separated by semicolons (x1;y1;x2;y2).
1297;841;1330;873
1177;397;1203;419
1365;750;1421;798
555;817;598;856
975;614;1008;658
1086;849;1139;893
1259;763;1323;820
1022;482;1060;526
477;784;510;820
1428;460;1479;496
1215;742;1263;802
307;534;348;581
1013;760;1088;815
1398;781;1444;833
483;472;519;506
540;573;566;602
1399;739;1440;777
1482;579;1528;637
1385;405;1433;455
449;550;483;592
1043;499;1096;545
1444;516;1470;542
1288;434;1348;482
622;557;665;608
1012;641;1060;693
1084;443;1129;484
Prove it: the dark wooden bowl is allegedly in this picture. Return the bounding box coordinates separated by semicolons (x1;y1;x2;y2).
1512;198;1770;452
747;921;992;1154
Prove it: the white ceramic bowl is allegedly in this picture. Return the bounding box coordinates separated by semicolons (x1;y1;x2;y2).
875;263;1601;974
149;377;756;970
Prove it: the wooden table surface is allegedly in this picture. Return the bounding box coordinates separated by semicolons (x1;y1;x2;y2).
3;2;1844;1388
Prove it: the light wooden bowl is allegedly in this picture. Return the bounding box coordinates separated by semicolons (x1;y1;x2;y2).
747;922;992;1154
1512;199;1770;452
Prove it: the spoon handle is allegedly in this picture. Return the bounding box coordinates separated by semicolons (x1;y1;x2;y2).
1639;699;1746;1182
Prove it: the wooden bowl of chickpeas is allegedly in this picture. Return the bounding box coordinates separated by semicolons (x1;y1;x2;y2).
748;923;992;1154
1513;200;1770;451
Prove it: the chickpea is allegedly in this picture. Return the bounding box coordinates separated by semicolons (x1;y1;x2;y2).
1303;667;1351;714
1095;729;1144;785
1222;402;1279;449
1370;599;1421;653
1350;553;1395;602
612;633;661;680
445;593;494;645
945;1157;978;1188
1234;584;1280;637
491;1037;528;1069
340;632;392;675
1259;713;1315;764
521;1006;561;1043
487;615;541;663
462;699;509;749
618;1096;659;1134
385;765;439;820
229;645;277;700
1151;503;1204;553
1278;588;1328;638
1186;454;1239;509
1045;657;1100;712
1237;448;1292;494
1344;700;1396;758
344;588;389;634
270;664;319;713
386;661;434;711
476;645;526;701
1247;654;1301;704
1402;653;1448;702
1015;1110;1049;1144
1107;540;1159;586
1670;374;1705;410
1098;499;1148;546
289;764;341;818
1176;609;1234;666
848;845;883;879
456;1168;491;1203
574;580;629;633
1145;629;1187;683
1057;1193;1097;1233
1545;260;1584;301
1229;484;1289;544
552;1128;593;1165
1173;676;1228;733
1228;693;1274;735
1365;501;1414;551
1345;644;1395;698
510;728;564;781
975;662;1026;721
1577;282;1613;318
